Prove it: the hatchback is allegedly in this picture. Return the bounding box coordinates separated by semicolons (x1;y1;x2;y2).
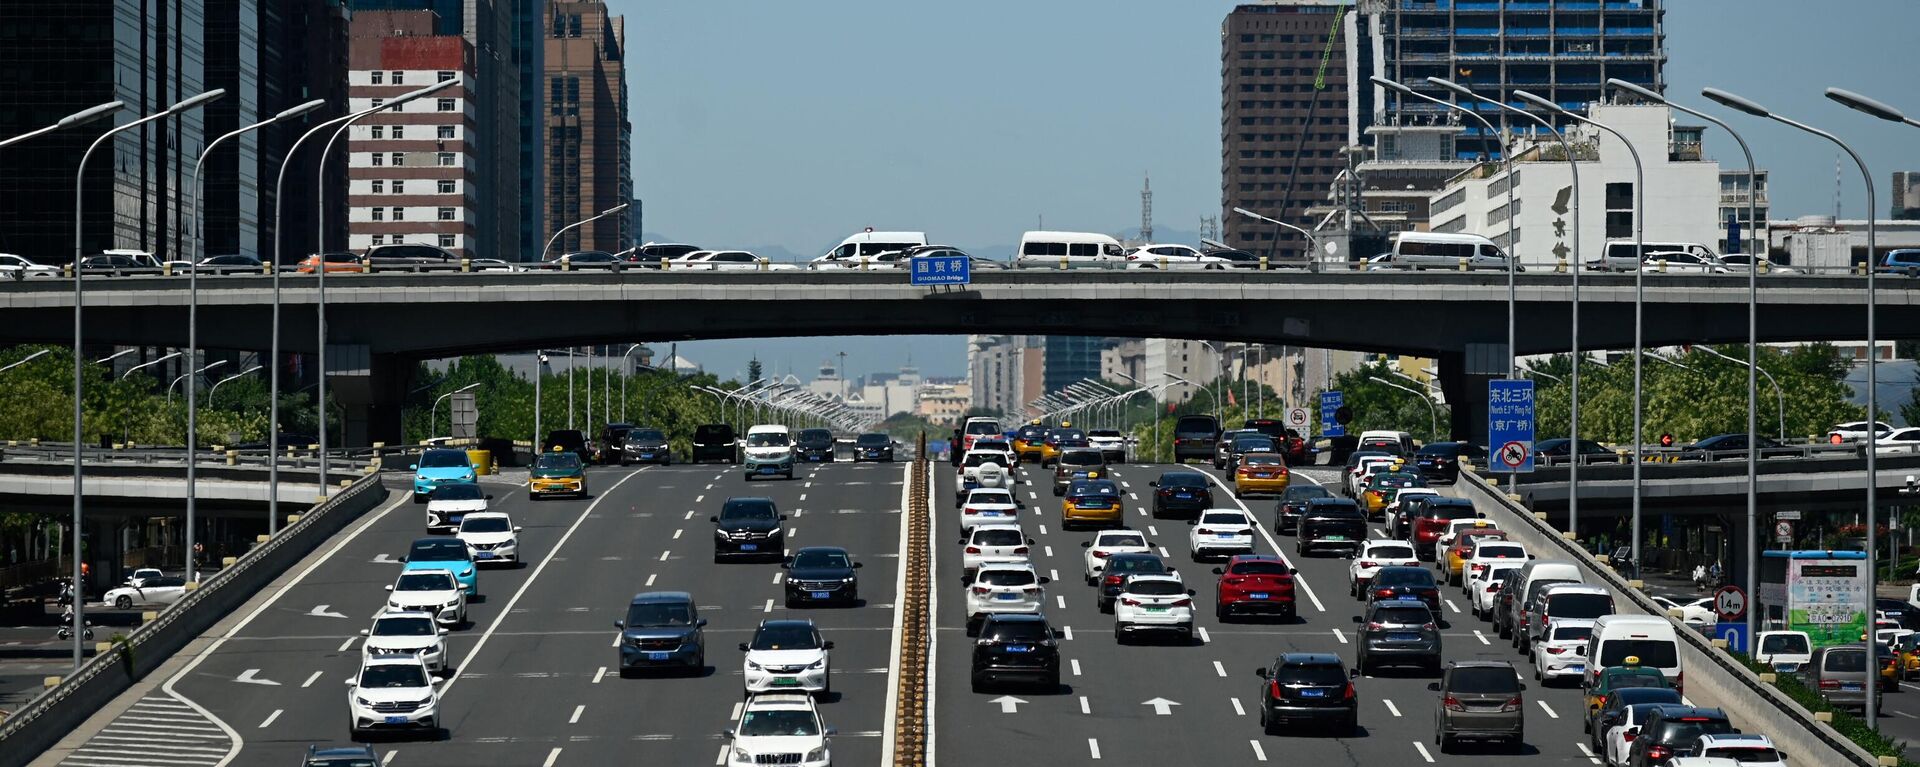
1801;644;1880;714
1212;554;1294;621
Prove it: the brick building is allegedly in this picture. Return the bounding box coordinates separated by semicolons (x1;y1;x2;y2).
345;11;480;257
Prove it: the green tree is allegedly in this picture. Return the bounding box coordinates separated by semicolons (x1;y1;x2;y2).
1531;344;1861;444
747;357;763;383
1314;361;1449;443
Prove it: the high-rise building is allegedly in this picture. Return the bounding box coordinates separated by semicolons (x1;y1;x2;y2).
0;0;211;263
544;0;633;257
1042;336;1110;393
515;1;547;260
1221;2;1364;261
1895;172;1920;221
345;11;481;256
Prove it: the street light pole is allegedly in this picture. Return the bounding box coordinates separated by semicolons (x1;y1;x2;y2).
0;101;121;150
431;382;482;440
0;350;50;375
540;203;630;263
1372;375;1439;444
168;360;229;405
121;352;183;381
1232;207;1320;269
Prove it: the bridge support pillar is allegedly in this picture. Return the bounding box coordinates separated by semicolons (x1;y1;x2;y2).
328;346;410;448
1438;343;1509;445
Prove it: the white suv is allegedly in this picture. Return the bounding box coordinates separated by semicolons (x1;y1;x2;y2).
960;524;1031;577
965;561;1048;632
384;568;467;627
1187;509;1254;560
740;619;832;697
725;692;835;767
346;654;440;739
1112;574;1195;644
360;611;449;675
958;488;1021;534
1349;540;1419;596
1530;617;1594;683
455;511;522;566
1081;528;1150;585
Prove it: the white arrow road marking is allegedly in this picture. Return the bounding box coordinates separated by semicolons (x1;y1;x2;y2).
989;695;1026;714
234;669;279;686
1142;697;1181;715
306;605;348;619
370;553;398;564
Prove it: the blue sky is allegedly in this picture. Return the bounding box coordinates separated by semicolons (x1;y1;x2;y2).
615;0;1917;381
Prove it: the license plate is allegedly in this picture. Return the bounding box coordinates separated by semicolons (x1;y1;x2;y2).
385;716;408;724
640;453;654;459
1146;606;1168;613
1005;645;1032;653
1216;534;1236;539
1300;688;1327;698
1250;592;1270;600
1844;682;1863;690
646;651;671;661
740;543;759;551
1388;632;1420;641
1569;665;1586;672
759;467;776;475
449;515;464;524
1073;472;1088;478
474;552;495;560
996;593;1021;601
772;678;801;686
1174;493;1192;499
810;591;831;600
1325;535;1350;541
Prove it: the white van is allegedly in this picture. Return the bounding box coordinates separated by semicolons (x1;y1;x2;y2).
1506;560;1584;644
1586;614;1683;691
1015;231;1126;266
1597;240;1723;272
813;231;928;267
1389;232;1514;271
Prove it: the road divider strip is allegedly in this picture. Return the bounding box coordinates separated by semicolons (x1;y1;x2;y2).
883;434;931;765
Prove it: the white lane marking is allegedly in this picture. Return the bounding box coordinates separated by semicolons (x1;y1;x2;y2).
1062;625;1073;641
336;636;356;652
592;667;606;684
1474;630;1490;645
695;495;704;503
1079;696;1091;714
787;527;798;539
1070;659;1082;676
763;599;774;613
714;744;729;766
772;572;783;584
1128;492;1138;500
610;634;619;647
731;701;745;721
1384;699;1402;717
882;460;917;767
673;529;683;540
1213;661;1227;677
1088;739;1102;759
1578;742;1603;764
1333;628;1348;644
1200;471;1326;613
570;705;585;724
1028;491;1037;500
1049;569;1059;582
705;483;713;490
1044;545;1054;557
645;573;657;587
1414;741;1436;763
438;468;650;700
799;493;807;501
1197;627;1211;643
1445;599;1461;614
385;751;399;765
1148;525;1159;536
1231;697;1246;716
1538;700;1559;719
300;671;322;688
1121;481;1132;489
543;747;562;767
1038;524;1048;535
1250;740;1268;761
257;709;281;729
1137;507;1147;517
658;550;670;561
1157;546;1169;558
684;510;695;520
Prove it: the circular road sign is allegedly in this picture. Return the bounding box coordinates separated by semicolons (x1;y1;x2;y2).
1774;521;1793;541
1286;407;1310;428
1498;441;1530;468
1714;585;1747;621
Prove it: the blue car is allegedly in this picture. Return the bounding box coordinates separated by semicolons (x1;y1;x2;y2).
412;448;477;503
402;537;477;596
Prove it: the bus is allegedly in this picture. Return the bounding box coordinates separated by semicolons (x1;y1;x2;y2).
1756;550;1870;649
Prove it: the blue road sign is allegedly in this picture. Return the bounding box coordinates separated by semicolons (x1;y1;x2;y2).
1726;212;1742;256
909;254;970;286
1320;391;1345;438
1487;379;1535;473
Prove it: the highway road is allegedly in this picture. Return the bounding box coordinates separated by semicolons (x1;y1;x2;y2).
40;459;910;766
932;461;1602;767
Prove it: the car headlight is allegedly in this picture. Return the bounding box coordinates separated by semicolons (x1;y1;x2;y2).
446;600;461;609
730;747;751;762
841;575;857;583
806;746;829;760
460;569;473;577
715;529;730;539
356;697;373;707
808;659;826;670
388;601;403;609
745;659;762;671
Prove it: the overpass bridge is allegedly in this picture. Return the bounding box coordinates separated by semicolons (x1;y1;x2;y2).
2;268;1913;444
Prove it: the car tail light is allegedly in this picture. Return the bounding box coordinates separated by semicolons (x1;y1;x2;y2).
1375;588;1394;599
1442;696;1465;712
1172;598;1193;608
1013;546;1030;555
1236;467;1251;476
1646;746;1672;761
1268;680;1283;699
1819;679;1840;690
1623;730;1638;743
972;587;990;595
1278;468;1290;476
1223;576;1244;585
965;546;981;554
1092;550;1111;559
1104;574;1124;586
1024;587;1041;595
963;507;978;515
1360;561;1377;569
1121;598;1142;607
1547;646;1567;655
1486;584;1500;592
1499;696;1523;713
1342;682;1356;701
1197;528;1214;535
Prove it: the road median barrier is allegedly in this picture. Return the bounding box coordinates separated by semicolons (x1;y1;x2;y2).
888;433;931;765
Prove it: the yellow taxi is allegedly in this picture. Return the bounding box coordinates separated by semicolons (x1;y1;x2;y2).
1060;478;1123;530
1361;468;1427;519
1895;633;1920;679
1231;452;1291;496
1012;423;1049;463
1444;527;1509;582
529;448;588;499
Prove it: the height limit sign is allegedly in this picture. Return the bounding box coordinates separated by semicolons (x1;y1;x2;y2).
1487;379;1535;473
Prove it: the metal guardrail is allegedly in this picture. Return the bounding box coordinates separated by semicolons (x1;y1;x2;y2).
888;433;931;765
0;472;389;766
1535;442;1868;467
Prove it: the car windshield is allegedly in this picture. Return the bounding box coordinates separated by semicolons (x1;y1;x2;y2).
1088;430;1122;438
749;624;819;650
1655;718;1734;745
1128;579;1185;596
1201;512;1246;526
1375;475;1421;488
1274;663;1346;686
1613;680;1678;698
409;540;469;561
1374;568;1434;587
394;573;455;592
459;517;512;534
307;756;377;767
1052;430;1086;441
1098;533;1146;548
1599;640;1679;668
1060;452;1102;467
1476;544;1525;559
372;616;437;636
1233;438;1275;452
1070;482;1118;497
1162;474;1209;488
1284;485;1331;500
1373;605;1432;624
975;440;1010;451
419;450;468;468
964;453;1003;467
978;569;1035;587
534;453;581;470
359;664;427;688
738;710;819;738
1824;649;1867;672
1548;593;1613;618
1705;747;1784;763
973;529;1024;546
791;550;851;569
1760;634;1809;655
1447;666;1521;694
721;500;777;520
1231;560;1290;575
797;430;831;444
631;429;665;441
430;484;484;501
969;491;1014;505
1368;544;1415;560
625;602;694;627
746;432;789;447
1109;556;1166;574
1552;625;1595;642
966;421;1000;435
1244;454;1285;466
1430;503;1480;520
983;620;1051;642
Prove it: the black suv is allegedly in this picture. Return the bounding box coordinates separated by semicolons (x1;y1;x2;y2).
970;613;1063;692
542;429;592;463
619;427;672;465
1149;470;1213;518
1628;706;1734;767
1297;498;1367;558
1355;599;1442;675
691;424;737;463
852;433;893;462
782;546;861;607
711;497;785;561
1255;653;1357;735
1275;484;1333;534
795;428;836;463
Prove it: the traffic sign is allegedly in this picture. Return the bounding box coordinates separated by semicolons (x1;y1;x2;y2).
1486;379;1535;473
1285;407;1310;429
909;253;970;286
1714;585;1747;621
1320;391;1345;438
1775;521;1793;543
1775;510;1801;521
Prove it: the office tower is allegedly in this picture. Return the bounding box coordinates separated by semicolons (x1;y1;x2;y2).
346;11;482;256
544;0;633;257
517;1;548;260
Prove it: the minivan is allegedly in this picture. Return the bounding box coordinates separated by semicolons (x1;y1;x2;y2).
1014;231;1127;266
1801;644;1879;713
1503;561;1585;641
1587;615;1683;692
1390;232;1513;271
1358;430;1415;456
813;230;928;266
1526;584;1615;650
691;424;737;464
1173;415;1221;463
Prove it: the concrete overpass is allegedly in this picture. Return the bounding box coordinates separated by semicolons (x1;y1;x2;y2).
3;269;1913;443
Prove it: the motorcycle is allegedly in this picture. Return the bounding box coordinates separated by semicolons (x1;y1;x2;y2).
55;609;94;641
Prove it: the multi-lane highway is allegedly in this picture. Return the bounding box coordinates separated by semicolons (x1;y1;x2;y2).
38;459;910;766
932;460;1601;767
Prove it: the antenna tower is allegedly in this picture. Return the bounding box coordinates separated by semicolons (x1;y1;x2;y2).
1140;173;1153;242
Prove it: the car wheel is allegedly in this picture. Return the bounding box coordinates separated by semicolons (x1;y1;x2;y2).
1098;598;1112;615
970;672;987;693
1215;603;1228;622
1261;708;1278;736
1436;731;1451;753
1114;625;1128;644
1345;713;1359;737
115;596;132;610
412;493;426;504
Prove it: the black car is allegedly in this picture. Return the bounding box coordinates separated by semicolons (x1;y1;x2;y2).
619;427;672;465
1627;706;1734;767
1356;599;1443;675
614;591;707;676
1172;414;1220;463
1589;687;1685;748
1677;433;1797;461
558;250;621;269
1256;653;1357;735
1368;566;1441;611
970;613;1063;692
711;497;785;561
597;423;635;464
795;428;836;463
782;546;861;607
197;254;263;274
305;744;381;766
542;429;593;463
1413;442;1485;483
852;432;894;462
1275;484;1334;534
1149;470;1214;518
1535;438;1615;463
1297;498;1367;557
691;423;737;463
1096;552;1173;613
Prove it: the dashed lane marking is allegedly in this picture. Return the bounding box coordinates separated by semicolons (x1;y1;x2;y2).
1056;595;1066;609
1088;739;1102;760
763;599;774;613
1250;740;1268;761
1044;546;1053;557
673;529;683;540
1079;696;1091;715
645;574;657;587
1070;659;1082;676
1231;697;1245;716
1213;661;1227;677
592;667;606;684
570;705;585;724
1333;628;1348;644
543;748;562;767
1577;742;1603;764
301;670;322;688
1538;700;1559;719
1197;627;1210;643
659;550;670;561
1474;630;1490;645
336;636;356;652
1414;741;1436;763
1384;699;1402;717
257;709;281;729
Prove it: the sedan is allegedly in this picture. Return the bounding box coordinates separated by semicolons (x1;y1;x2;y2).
102;576;189;610
1676;434;1799;461
1081;529;1151;585
1274;483;1332;534
782;547;861;608
1650;596;1718;630
1349;540;1419;597
1187;509;1255;561
1367;566;1441;611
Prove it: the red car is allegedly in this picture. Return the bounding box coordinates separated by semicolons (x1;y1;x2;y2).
1212;554;1295;621
1411;498;1480;560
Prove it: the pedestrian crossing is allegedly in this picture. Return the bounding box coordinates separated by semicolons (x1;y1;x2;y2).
59;693;232;767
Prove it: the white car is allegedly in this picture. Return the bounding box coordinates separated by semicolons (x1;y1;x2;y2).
123;568;165;588
1435;518;1499;551
455;511;523;566
1753;630;1812;673
1827;420;1893;443
1531;617;1594;682
741;619;832;697
1085;429;1128;461
1349;540;1419;596
1470;563;1524;619
1081;528;1152;584
0;253;59;279
725;692;834;767
1347;456;1401;497
1384;488;1441;535
1679;733;1786;767
671;250;799;271
1123;243;1220;269
424;483;488;534
347;653;441;739
965;561;1048;630
1604;701;1664;767
1459;540;1530;590
1187;509;1255;561
1112;574;1196;643
1650;595;1717;629
361;611;450;674
385;568;467;627
1874;426;1920;455
1638;251;1729;274
968;440;1019;469
960;524;1032;577
102;576;189;610
959;488;1021;533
